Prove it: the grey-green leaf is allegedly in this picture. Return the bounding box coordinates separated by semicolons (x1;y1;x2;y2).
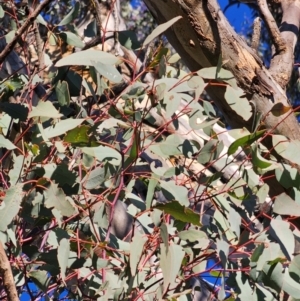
57;238;70;280
0;184;23;231
143;16;182;46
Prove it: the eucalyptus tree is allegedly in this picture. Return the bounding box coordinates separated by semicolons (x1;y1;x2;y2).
0;1;300;301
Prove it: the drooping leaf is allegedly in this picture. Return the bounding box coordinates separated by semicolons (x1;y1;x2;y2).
160;243;185;292
146;178;158;209
130;231;147;276
57;238;70;281
0;184;23;231
228;130;266;155
143;16;182;46
57;2;80;26
269;219;295;261
154;201;201;226
55;81;70;106
251;144;272;170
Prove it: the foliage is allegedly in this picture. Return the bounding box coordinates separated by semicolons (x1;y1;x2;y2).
0;1;300;301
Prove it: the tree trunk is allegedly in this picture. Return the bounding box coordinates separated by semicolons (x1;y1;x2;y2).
143;0;300;140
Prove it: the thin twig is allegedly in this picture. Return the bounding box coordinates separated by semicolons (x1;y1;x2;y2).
0;241;19;301
0;0;51;65
257;0;286;54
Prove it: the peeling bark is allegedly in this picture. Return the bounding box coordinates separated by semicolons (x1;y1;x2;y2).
143;0;300;140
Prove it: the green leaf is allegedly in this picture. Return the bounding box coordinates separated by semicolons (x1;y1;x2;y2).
44;119;85;139
5;30;15;44
57;238;70;281
178;229;209;245
57;2;80;26
154;201;201;226
216;239;229;268
275;163;300;189
160;223;169;252
273;193;300;216
81;146;122;166
270;219;295;261
0;134;16;150
130;231;147;276
64;125;91;146
93;61;123;83
197;139;220;164
263;262;300;298
228;130;266;155
163;91;181;118
29;101;63;120
289;255;300;282
224;85;252;121
55;81;70;106
36;14;47;25
51;164;77;186
81;166;108;189
55;49;120;67
44;183;76;217
251;144;272;169
197;66;238;89
60;31;84;48
143;16;182;46
8;154;24;185
160;180;189;206
228;207;241;239
273;138;300;166
0;6;4;18
160;243;185;292
0;184;23;231
29;270;50;292
0;102;28;121
146;178;158;209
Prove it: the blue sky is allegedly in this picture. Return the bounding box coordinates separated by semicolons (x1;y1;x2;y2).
219;0;253;33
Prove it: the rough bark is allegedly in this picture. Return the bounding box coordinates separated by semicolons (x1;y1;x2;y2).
0;242;18;301
143;0;300;140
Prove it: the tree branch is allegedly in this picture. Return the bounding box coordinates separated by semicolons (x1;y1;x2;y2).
257;0;286;54
0;241;18;301
269;0;300;88
0;0;51;65
251;17;261;51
